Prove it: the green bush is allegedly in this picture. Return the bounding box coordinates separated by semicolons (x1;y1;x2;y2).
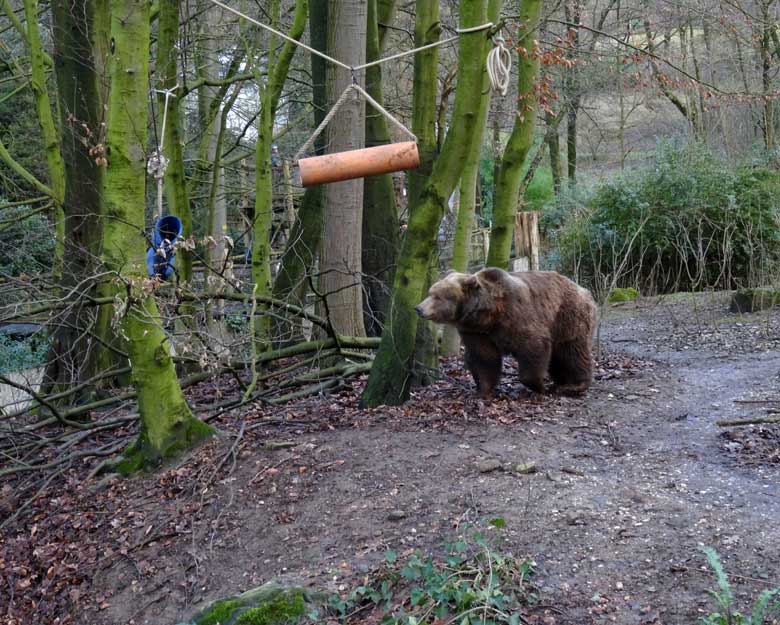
0;205;56;277
548;143;780;294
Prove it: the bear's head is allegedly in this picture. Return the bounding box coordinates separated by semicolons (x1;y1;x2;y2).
415;268;508;330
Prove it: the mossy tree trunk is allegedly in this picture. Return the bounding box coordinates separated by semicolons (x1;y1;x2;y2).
102;0;212;471
43;0;109;396
362;0;400;337
486;0;543;269
272;1;327;345
407;0;441;383
441;0;502;357
251;0;308;348
361;0;490;407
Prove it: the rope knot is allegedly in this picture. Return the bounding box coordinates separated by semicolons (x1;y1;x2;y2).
147;149;169;180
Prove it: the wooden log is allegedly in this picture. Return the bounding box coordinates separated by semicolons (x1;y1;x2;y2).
297;141;419;187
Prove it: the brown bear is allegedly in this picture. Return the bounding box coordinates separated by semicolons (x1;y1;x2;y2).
415;267;596;397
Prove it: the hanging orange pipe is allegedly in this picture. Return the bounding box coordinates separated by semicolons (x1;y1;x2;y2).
297;141;420;187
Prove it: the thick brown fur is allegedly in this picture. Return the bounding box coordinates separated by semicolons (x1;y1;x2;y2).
416;268;597;397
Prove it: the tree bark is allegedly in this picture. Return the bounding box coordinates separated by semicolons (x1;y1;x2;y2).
319;0;368;338
361;0;490;407
251;0;308;348
486;0;543;269
361;0;400;337
272;0;328;344
23;0;65;259
564;0;581;185
102;0;212;471
405;0;441;382
43;0;109;396
155;0;193;285
442;0;503;357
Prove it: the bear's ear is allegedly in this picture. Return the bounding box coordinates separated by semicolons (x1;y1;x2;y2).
479;267;506;283
461;274;480;291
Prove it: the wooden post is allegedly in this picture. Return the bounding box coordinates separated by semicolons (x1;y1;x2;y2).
512;211;540;272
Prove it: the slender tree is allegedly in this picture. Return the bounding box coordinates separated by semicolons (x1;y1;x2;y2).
408;0;442;383
361;0;490;407
442;0;503;357
272;1;328;344
486;0;543;269
251;0;308;348
362;0;400;336
155;0;193;286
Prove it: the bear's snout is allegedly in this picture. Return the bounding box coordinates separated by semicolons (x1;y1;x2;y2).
414;304;425;318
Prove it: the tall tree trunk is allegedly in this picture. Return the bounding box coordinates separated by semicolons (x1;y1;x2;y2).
102;0;212;472
564;0;581;185
442;0;503;357
408;0;442;384
545;109;562;194
272;1;327;343
43;0;109;396
361;0;490;407
486;0;543;269
251;0;308;350
318;0;367;337
362;0;400;337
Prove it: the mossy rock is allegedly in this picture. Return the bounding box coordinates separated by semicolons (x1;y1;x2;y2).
608;287;640;303
730;288;780;314
182;581;323;625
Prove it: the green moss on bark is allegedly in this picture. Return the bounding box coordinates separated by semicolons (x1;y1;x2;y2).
486;0;544;268
361;0;490;407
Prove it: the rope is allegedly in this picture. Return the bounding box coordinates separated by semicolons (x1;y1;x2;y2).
207;0;494;73
293;82;417;163
486;36;512;96
204;1;507;162
147;87;177;220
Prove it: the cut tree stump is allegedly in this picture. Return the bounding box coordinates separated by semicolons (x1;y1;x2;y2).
511;211;540;272
730;288;780;313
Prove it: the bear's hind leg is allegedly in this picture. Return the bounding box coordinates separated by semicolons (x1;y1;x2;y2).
549;339;593;395
462;334;503;398
513;338;551;394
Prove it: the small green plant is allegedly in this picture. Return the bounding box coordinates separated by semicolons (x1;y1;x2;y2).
316;525;536;625
699;547;780;625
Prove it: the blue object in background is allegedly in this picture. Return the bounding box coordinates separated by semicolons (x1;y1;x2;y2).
146;215;182;280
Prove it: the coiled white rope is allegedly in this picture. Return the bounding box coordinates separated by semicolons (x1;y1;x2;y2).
486;36;512;96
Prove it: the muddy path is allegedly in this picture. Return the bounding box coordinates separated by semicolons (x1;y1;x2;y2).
87;292;780;625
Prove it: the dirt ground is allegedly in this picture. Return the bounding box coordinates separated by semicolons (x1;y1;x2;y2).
6;291;780;625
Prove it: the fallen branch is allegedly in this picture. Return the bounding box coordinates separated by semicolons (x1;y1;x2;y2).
716;416;780;427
